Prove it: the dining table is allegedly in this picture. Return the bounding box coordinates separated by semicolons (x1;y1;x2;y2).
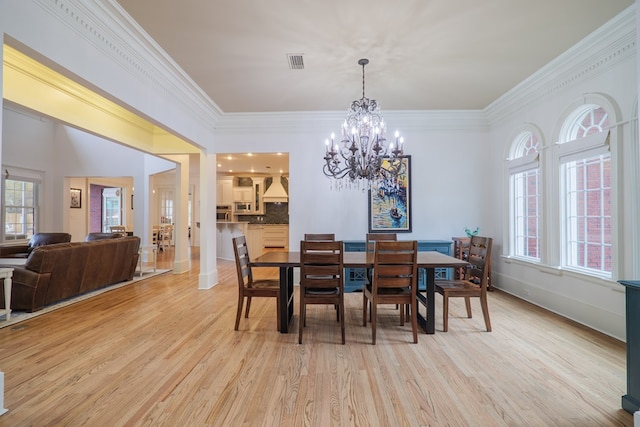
250;250;470;334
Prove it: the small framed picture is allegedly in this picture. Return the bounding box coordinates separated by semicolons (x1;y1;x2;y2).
70;188;82;209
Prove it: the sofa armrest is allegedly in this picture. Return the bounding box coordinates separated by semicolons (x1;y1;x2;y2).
11;268;52;312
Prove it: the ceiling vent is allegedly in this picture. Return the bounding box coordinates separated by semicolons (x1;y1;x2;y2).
287;53;304;70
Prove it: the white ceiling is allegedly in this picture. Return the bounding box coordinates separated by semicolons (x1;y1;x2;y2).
216;152;289;176
116;0;632;113
114;1;633;174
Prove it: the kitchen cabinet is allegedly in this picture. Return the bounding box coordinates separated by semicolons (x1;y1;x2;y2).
247;224;264;258
233;187;253;202
263;225;288;248
253;177;264;214
216;179;233;206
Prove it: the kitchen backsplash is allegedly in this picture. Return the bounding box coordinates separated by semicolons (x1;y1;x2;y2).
238;202;289;224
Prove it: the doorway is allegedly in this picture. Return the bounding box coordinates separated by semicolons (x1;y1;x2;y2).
102;187;124;232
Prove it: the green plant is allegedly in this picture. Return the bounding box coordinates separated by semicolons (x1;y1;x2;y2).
464;226;480;238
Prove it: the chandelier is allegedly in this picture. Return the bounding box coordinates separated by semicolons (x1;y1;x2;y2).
323;58;406;191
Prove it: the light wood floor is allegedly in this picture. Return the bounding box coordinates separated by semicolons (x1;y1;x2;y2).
0;247;632;426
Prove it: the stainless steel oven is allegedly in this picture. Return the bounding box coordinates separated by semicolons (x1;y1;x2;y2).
216;205;232;220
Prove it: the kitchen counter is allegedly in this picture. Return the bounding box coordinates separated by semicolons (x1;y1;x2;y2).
216;221;249;260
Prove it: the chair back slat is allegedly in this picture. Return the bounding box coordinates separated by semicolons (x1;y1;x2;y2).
304;233;335;241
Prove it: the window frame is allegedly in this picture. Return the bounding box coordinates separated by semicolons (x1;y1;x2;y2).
507;130;542;262
556;112;613;279
2;167;43;243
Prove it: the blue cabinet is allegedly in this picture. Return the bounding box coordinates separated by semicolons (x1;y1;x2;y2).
343;240;453;293
619;280;640;414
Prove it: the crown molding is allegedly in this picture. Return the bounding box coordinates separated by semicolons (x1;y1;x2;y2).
215;110;489;135
33;0;222;132
485;5;636;124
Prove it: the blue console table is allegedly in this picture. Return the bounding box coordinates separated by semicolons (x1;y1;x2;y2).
343;240;452;292
619;280;640;414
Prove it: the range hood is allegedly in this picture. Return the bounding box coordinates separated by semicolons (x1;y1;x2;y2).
263;175;288;203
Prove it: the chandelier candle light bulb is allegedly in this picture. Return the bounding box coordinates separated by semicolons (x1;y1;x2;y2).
323;58;406;191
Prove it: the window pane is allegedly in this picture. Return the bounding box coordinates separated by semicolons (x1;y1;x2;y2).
563;154;611;274
3;179;38;241
512;168;540;259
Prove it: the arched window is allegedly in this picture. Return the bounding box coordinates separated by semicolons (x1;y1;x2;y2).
557;105;611;276
508;130;541;260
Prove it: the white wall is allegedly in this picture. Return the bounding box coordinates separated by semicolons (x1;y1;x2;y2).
485;8;637;340
214;113;492;244
1;107;57;231
2;106;176;241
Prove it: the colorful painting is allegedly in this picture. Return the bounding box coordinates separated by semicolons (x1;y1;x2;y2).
368;156;411;232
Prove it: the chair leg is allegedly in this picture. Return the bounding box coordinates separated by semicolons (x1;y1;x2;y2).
443;294;449;332
371;300;377;345
244;296;252;318
299;291;306;344
465;296;472;318
480;295;492;332
362;293;367;327
400;304;405;326
234;294;244;331
339;297;345;345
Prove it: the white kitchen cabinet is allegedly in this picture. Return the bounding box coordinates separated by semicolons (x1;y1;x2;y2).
233;187;253;202
246;224;264;258
216;179;233;206
253;177;265;214
263;224;288;248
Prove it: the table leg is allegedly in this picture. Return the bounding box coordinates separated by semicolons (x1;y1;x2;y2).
278;266;294;333
416;267;435;334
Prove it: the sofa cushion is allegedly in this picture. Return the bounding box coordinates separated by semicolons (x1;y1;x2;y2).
27;233;72;254
84;233;122;241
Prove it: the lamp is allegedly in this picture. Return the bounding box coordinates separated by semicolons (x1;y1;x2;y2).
323;58;406;191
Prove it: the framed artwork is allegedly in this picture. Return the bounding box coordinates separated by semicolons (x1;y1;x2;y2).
70;188;82;209
368;156;411;233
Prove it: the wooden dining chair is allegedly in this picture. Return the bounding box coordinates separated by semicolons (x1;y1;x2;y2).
232;235;281;331
365;233;397;253
304;233;335;241
109;225;127;237
158;224;173;251
299;239;345;344
366;233;402;311
435;235;493;332
363;240;418;344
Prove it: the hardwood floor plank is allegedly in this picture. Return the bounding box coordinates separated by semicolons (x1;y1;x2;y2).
0;248;632;426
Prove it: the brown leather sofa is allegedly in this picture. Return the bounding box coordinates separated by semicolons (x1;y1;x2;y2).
0;232;72;258
1;236;140;312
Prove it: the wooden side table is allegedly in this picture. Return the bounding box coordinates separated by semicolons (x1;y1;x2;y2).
0;268;14;321
452;237;492;290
